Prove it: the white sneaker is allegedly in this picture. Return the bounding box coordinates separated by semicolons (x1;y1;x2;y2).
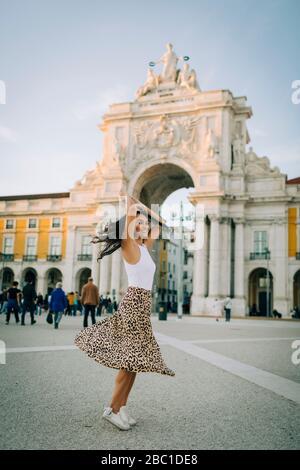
119;405;137;426
102;406;131;430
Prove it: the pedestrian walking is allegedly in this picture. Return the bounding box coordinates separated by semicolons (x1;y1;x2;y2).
0;289;8;314
21;279;37;325
6;281;21;325
49;282;68;329
80;277;99;328
74;291;82;315
112;298;118;313
67;292;76;316
96;295;103;317
36;293;44;315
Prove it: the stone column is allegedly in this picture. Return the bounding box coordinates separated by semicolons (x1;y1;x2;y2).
274;218;289;315
99;253;111;296
110;247;121;302
234;217;245;298
208;215;220;298
190;202;209;315
120;258;128;296
36;274;44;296
219;217;231;297
192;216;208;297
91;237;100;287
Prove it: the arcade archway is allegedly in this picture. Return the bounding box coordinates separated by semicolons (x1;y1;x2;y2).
293;270;300;309
248;267;273;316
76;268;92;294
0;267;14;290
21;268;37;289
45;268;63;295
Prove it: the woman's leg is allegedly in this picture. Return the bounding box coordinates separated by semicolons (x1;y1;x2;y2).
109;369;136;413
119;371;137;407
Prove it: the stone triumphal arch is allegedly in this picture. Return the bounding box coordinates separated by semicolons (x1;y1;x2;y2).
67;43;290;317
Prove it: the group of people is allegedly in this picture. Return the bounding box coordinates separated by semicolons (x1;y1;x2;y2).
0;278;119;329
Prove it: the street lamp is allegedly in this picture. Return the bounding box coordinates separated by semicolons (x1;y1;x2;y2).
264;247;271;317
0;252;5;291
177;202;184;320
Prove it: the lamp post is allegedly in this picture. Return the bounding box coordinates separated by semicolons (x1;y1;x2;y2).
177;201;184;320
0;252;5;291
264;247;271;317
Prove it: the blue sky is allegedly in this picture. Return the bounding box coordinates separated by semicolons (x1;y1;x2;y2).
0;0;299;198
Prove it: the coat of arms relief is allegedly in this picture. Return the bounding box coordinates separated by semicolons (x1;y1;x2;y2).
113;114;220;177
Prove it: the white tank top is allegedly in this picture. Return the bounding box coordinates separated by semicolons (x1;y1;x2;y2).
123;243;156;291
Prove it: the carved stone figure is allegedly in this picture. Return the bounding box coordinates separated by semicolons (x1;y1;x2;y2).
177;63;200;91
232;133;244;165
203;128;219;160
153;42;184;82
245;147;281;176
135;68;159;98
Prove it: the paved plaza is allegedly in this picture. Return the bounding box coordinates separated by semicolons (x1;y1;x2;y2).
0;312;300;450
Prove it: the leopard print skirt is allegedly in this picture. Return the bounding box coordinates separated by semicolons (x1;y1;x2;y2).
74;286;175;376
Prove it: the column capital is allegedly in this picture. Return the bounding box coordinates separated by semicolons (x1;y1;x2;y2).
233;217;245;225
272;217;286;225
209;214;220;223
219;216;231;225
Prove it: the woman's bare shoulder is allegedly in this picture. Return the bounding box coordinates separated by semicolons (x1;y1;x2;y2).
120;239;140;264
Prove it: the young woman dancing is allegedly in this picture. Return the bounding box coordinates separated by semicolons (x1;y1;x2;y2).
74;195;175;431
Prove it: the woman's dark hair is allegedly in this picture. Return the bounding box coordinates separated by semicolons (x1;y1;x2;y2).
90;207;153;261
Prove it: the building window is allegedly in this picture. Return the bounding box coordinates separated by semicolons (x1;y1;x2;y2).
163;240;166;250
254;231;268;253
172;280;175;290
28;218;37;229
168;262;171;271
49;236;61;255
173;264;175;273
162;260;166;271
81;235;92;255
52;217;61;228
3;237;13;254
5;219;14;229
26;236;37;255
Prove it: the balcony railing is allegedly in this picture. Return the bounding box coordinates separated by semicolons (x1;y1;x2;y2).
47;254;62;262
250;251;271;260
77;254;92;261
23;255;38;262
0;253;14;262
296;253;300;260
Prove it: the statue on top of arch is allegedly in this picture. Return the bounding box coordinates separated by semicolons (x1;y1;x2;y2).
135;43;201;99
